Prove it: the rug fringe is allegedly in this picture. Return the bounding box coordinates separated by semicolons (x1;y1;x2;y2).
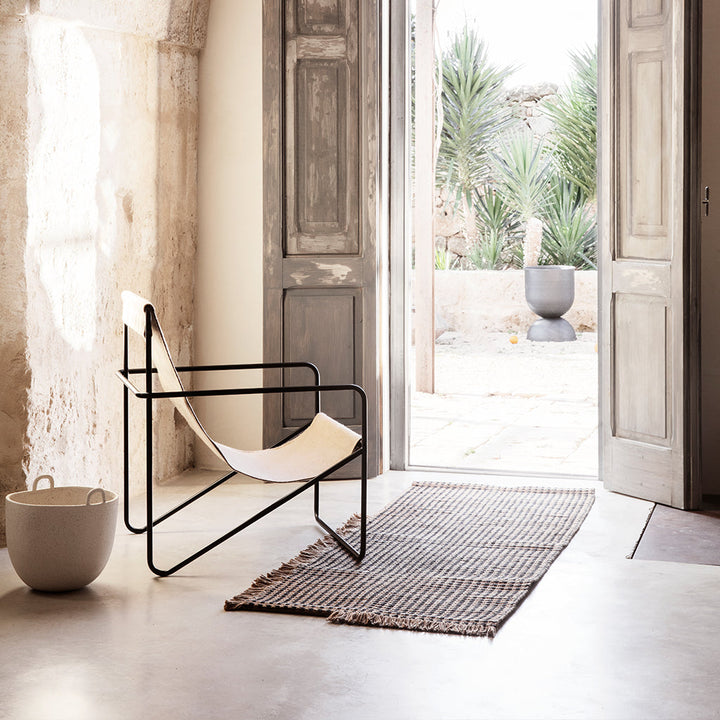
225;514;363;611
327;609;498;638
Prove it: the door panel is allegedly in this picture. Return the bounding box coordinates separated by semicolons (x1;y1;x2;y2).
295;0;345;34
629;0;665;27
625;52;669;253
287;43;359;253
282;288;360;423
263;0;380;476
613;294;668;442
600;0;699;507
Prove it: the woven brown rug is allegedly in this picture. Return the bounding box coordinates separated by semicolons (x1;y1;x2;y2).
225;481;595;636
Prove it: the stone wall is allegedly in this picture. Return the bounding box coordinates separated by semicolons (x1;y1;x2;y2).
0;7;30;547
0;1;210;545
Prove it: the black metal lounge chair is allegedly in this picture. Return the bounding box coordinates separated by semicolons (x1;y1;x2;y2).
117;291;367;576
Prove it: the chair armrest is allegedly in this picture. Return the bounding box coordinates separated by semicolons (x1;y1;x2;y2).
118;375;362;403
174;361;320;379
125;360;320;382
117;371;367;441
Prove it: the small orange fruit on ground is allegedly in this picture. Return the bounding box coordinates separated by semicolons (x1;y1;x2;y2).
509;335;519;344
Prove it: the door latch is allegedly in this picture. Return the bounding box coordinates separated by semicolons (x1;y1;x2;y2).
703;186;710;216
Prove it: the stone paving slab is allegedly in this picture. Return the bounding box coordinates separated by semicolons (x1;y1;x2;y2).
410;331;599;476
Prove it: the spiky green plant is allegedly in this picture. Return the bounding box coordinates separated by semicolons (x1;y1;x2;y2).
543;46;598;200
467;186;521;269
436;27;515;207
490;130;553;222
434;248;459;270
468;232;506;270
540;178;597;269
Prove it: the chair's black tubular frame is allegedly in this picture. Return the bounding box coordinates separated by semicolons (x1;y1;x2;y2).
118;312;367;577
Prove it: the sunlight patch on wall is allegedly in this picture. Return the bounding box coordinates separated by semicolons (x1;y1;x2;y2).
26;16;100;352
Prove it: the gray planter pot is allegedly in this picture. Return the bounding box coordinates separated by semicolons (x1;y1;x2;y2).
524;265;576;341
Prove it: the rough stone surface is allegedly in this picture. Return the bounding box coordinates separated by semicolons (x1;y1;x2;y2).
23;15;199;489
506;83;559;104
30;0;211;48
0;3;208;545
0;16;30;546
151;44;200;478
0;1;26;16
506;83;557;138
167;0;211;49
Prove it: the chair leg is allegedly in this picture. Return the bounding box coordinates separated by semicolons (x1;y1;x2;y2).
313;446;367;561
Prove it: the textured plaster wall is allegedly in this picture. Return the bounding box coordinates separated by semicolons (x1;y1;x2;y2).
24;14;190;489
195;0;264;467
0;9;30;545
0;1;209;544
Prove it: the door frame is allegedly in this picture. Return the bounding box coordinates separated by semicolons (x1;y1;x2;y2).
684;0;702;507
388;0;410;469
388;0;702;500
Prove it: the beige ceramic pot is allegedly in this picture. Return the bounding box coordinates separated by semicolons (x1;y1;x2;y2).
5;475;118;592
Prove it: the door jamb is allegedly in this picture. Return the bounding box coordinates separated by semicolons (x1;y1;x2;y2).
388;0;410;469
685;0;702;508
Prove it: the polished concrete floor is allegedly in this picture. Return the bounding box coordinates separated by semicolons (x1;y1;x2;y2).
2;469;720;720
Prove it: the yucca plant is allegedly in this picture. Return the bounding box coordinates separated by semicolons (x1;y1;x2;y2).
540;179;597;269
490;130;553;223
468;186;521;269
543;46;598;200
436;27;515;208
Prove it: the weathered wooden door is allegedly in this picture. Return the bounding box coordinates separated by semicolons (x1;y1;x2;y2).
599;0;700;507
263;0;380;476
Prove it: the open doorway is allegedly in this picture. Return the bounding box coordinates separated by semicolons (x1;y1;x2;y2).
405;0;599;477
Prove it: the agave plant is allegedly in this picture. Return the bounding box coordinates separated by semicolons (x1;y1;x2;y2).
540;178;597;269
436;27;515;208
542;46;598;200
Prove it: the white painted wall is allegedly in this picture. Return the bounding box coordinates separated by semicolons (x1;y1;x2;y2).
195;0;264;466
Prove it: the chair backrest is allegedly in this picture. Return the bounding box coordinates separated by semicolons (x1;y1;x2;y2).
121;291;228;465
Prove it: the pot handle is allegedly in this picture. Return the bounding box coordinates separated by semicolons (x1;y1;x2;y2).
32;474;54;491
86;488;107;506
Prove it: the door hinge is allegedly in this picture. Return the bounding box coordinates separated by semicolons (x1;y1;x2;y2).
703;186;710;216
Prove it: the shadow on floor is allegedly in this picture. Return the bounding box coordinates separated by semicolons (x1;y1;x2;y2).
631;501;720;566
